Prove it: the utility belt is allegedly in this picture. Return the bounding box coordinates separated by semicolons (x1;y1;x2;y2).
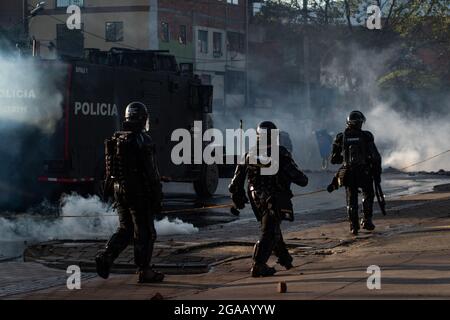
113;181;151;204
249;187;294;222
337;165;373;187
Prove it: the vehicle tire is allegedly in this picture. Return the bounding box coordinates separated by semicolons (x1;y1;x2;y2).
193;163;219;198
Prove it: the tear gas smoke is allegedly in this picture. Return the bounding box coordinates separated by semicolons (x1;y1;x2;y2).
0;52;65;209
367;104;450;171
214;42;450;172
0;193;199;242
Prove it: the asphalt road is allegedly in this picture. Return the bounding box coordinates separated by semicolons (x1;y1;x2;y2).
1;172;450;260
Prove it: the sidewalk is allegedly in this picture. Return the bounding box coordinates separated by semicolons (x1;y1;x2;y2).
5;188;450;300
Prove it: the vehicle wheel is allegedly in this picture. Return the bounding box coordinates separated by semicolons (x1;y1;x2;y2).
193;163;219;198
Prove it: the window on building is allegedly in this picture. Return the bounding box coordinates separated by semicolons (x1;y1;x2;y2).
227;0;239;5
227;31;245;53
161;22;170;42
179;25;187;45
56;0;84;7
105;22;124;42
213;32;223;57
198;30;208;54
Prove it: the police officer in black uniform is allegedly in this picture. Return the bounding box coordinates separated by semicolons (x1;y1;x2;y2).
330;111;382;235
229;121;309;277
95;102;164;283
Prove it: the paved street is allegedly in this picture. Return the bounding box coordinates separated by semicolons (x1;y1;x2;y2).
1;179;450;299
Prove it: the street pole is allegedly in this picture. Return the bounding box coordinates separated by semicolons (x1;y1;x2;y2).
224;2;228;115
302;0;311;115
245;0;249;109
23;0;29;37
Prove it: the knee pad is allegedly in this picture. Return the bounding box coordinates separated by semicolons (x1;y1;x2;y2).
347;205;359;219
252;241;261;260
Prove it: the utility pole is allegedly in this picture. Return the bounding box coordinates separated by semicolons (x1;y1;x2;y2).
302;0;311;115
245;0;250;109
224;1;228;115
149;0;159;50
23;0;29;37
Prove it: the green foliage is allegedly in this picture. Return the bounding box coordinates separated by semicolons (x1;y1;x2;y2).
256;0;449;88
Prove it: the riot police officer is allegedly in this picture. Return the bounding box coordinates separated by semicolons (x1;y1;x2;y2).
229;121;309;277
330;111;382;235
95;102;164;283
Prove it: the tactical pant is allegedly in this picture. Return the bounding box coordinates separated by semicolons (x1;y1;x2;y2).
252;194;292;266
103;197;157;270
345;182;375;224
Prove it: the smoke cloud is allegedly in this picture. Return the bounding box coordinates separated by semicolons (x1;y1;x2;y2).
0;56;64;133
0;193;199;242
0;52;66;209
215;41;450;172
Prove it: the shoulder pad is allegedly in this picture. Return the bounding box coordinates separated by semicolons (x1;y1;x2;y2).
279;145;292;158
362;131;374;141
335;132;344;142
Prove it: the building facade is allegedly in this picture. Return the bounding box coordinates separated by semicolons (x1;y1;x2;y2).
27;0;248;112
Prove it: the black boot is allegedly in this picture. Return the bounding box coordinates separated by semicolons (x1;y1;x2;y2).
138;268;165;283
251;263;277;277
361;217;376;231
350;216;360;235
95;251;114;279
347;204;360;235
277;255;293;270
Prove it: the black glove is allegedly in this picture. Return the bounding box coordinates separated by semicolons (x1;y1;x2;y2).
327;177;339;193
232;191;248;209
327;184;335;193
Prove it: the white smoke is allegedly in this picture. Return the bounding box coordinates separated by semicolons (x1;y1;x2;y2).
0;55;64;134
0;193;199;242
367;103;450;171
0;53;66;209
321;43;450;172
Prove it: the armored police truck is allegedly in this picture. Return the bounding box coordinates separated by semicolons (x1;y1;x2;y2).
1;48;218;209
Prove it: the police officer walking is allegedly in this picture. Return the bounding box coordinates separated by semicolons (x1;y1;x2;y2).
229;121;309;277
330;111;382;235
95;102;164;283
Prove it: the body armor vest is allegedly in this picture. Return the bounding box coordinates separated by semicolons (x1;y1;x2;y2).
343;130;368;168
105;131;153;198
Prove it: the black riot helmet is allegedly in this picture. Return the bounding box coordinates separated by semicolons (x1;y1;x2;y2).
124;101;149;131
257;121;278;145
346;110;366;129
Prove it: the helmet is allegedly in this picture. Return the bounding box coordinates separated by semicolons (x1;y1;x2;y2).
346;110;366;129
256;121;278;145
124;102;148;130
257;121;277;135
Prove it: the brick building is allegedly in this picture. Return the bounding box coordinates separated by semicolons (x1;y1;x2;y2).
25;0;249;111
158;0;248;111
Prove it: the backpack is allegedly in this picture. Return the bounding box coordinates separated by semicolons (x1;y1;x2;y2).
343;131;368;168
105;131;140;197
